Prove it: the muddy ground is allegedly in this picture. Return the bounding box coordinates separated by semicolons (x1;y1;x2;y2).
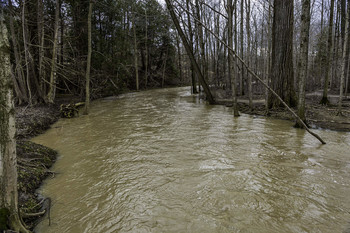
14;91;350;230
15;104;60;230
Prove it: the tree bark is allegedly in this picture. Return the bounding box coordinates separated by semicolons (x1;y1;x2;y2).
338;0;350;114
132;10;139;92
186;0;198;94
268;0;297;108
84;0;93;114
240;0;244;96
320;0;335;104
8;0;28;104
296;0;311;127
0;14;31;233
47;0;60;104
227;0;240;116
245;0;253;110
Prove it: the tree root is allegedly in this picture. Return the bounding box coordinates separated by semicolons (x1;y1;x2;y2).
21;210;46;219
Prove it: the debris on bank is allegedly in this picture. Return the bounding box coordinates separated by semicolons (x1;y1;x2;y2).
15;105;60;230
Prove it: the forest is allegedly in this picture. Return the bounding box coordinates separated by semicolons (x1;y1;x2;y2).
1;0;350;232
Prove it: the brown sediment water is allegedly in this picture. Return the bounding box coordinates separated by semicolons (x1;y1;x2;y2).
33;87;350;233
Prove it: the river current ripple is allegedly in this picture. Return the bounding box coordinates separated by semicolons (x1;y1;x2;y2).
33;87;350;233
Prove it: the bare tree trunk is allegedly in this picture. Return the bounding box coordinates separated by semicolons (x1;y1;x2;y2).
186;0;198;94
22;0;33;105
8;0;28;104
47;0;60;103
268;0;296;108
337;0;350;114
265;0;272;113
0;14;31;233
176;34;183;82
240;0;244;96
37;0;45;94
321;0;335;104
84;1;93;115
165;0;215;104
227;0;240;116
132;8;139;91
145;8;148;88
195;0;208;83
246;0;252;110
162;49;168;88
296;0;311;128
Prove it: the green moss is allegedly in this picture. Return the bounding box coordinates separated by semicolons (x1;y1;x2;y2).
0;208;10;231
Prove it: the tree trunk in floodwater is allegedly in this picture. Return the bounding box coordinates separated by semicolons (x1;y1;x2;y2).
268;0;297;108
227;0;239;116
296;0;311;128
0;15;31;233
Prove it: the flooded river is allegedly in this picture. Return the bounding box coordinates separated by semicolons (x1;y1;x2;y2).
33;87;350;233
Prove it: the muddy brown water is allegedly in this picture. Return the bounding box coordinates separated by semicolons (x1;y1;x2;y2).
32;87;350;233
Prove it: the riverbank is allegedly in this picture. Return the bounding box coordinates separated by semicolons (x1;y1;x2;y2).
15;105;60;230
214;89;350;132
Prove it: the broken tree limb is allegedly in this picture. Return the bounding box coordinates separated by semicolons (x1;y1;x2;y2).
172;0;326;145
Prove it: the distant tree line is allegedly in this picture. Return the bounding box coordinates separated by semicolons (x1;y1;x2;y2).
1;0;183;106
166;0;350;117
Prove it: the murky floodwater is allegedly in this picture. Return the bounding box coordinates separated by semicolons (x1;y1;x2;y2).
33;87;350;233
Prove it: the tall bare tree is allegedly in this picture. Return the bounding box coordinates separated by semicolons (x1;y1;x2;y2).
47;0;60;104
296;0;311;127
227;0;240;116
337;0;350;114
0;14;31;233
320;0;335;104
84;0;94;114
268;0;296;108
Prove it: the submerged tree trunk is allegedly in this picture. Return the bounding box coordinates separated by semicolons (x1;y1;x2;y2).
84;0;93;115
268;0;297;108
296;0;311;128
320;0;335;105
0;15;31;233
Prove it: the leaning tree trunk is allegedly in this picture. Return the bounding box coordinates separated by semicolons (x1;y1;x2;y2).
296;0;311;128
320;0;335;105
268;0;297;108
165;0;215;104
0;14;31;233
47;0;60;104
